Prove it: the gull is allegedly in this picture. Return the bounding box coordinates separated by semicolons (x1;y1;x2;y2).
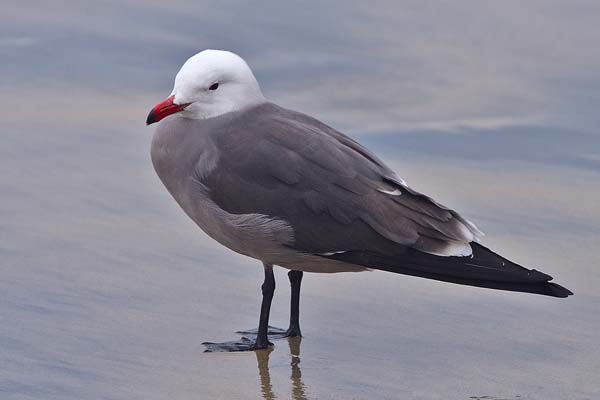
146;49;572;351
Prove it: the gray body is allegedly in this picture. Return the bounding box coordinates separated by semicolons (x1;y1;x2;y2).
151;102;479;273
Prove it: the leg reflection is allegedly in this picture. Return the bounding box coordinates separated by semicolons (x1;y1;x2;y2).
288;337;307;400
255;348;276;400
254;337;308;400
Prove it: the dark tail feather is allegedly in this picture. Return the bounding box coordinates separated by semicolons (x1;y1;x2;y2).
321;242;573;298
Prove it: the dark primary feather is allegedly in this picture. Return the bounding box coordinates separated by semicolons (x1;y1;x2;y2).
322;243;573;298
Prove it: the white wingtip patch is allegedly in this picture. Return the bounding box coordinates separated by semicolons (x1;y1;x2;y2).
451;242;473;257
415;240;473;257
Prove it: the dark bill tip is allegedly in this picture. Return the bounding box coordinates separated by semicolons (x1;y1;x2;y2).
146;109;158;126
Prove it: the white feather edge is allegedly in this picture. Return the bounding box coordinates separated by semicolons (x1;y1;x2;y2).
420;241;474;257
377;188;402;196
318;250;348;256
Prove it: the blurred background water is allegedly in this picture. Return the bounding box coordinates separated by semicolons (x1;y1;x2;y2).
2;1;599;399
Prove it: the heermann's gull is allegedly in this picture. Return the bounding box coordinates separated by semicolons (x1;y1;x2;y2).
146;49;572;352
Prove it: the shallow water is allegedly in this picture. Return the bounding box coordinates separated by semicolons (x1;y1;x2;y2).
2;1;600;399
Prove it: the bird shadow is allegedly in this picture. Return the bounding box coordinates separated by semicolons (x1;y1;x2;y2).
255;336;307;400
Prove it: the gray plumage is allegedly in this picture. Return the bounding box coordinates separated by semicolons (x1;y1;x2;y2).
152;102;475;261
151;101;571;297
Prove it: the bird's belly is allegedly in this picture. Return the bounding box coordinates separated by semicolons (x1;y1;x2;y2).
170;176;294;261
275;255;368;273
151;136;367;272
151;165;366;273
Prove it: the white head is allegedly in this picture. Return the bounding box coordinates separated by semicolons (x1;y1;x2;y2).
146;50;265;124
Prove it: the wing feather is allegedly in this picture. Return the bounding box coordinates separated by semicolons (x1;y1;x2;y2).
203;103;482;257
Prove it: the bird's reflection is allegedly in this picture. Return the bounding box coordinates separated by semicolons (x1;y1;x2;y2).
255;337;307;400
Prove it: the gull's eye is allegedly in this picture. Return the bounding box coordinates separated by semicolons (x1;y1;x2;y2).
209;82;219;91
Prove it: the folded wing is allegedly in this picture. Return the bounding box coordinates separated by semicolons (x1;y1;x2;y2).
203;103;481;258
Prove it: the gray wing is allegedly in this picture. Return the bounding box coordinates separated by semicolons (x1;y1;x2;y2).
201;103;482;258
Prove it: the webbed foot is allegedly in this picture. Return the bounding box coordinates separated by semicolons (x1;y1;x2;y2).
237;325;301;339
202;336;273;352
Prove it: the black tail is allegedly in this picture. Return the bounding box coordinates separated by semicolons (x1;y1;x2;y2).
321;242;573;298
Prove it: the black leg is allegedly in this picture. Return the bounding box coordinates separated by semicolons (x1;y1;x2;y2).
203;263;276;352
286;270;303;337
255;263;276;348
235;268;303;343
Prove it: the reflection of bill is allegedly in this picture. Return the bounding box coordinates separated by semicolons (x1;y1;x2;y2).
255;337;307;400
